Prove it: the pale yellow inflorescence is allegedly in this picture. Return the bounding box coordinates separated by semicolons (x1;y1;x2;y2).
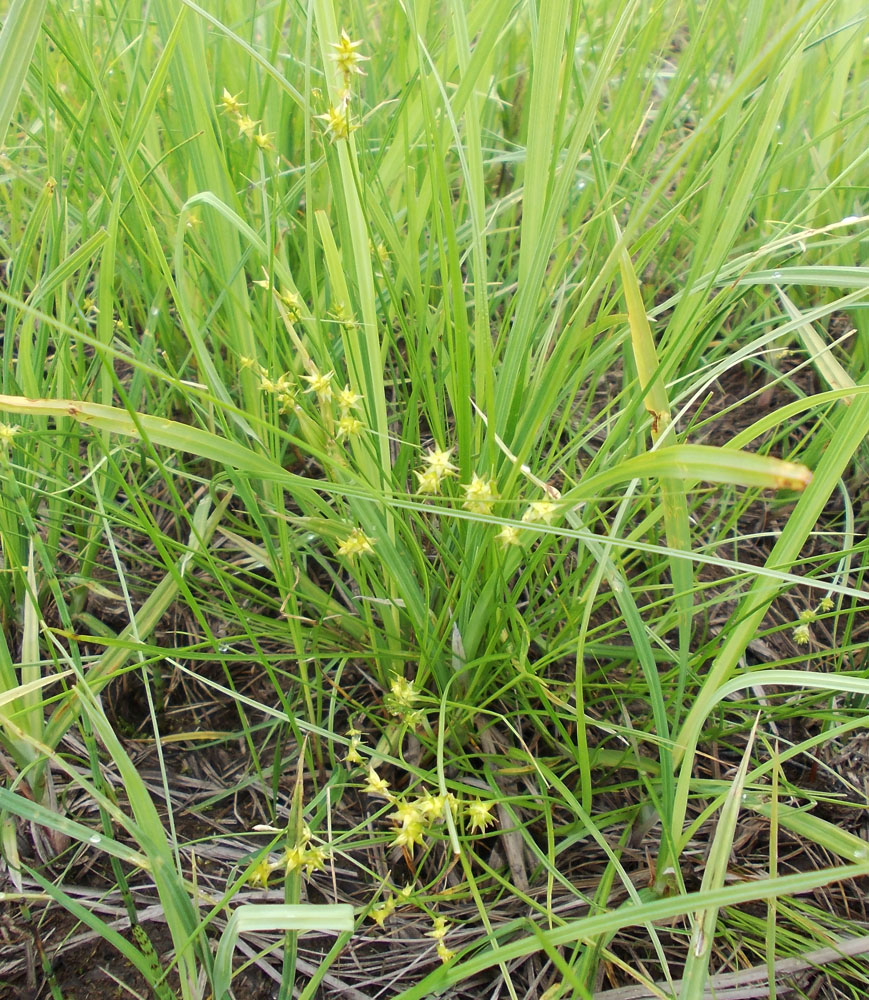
462;473;499;515
337;527;375;559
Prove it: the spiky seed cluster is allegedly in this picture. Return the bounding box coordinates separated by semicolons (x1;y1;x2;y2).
247;837;330;887
217;88;244;116
792;595;836;647
369;239;390;269
0;423;20;452
241;356;297;412
284;843;329;875
241;354;366;444
466;798;496;833
316;98;357;142
337;386;363;413
415;446;458;495
496;525;521;547
330;29;369;84
345;725;365;764
337;527;375;559
370;894;396;927
386;676;423;725
428;916;455;963
301;365;334;403
388;789;451;851
217;88;273;149
278;288;302;321
363;766;391;797
254;276;303;322
317;30;366;142
521;500;557;524
336;385;364;438
462;473;499;515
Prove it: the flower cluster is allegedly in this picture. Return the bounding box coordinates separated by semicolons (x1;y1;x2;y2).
330;29;369;85
521;500;557;524
0;423;20;453
240;356;296;413
415;446;458;495
344;724;366;764
792;595;835;647
360;768;497;856
316;99;357;142
369;239;390;272
336;384;364;438
337;526;375;559
390;788;451;851
316;30;367;143
241;351;367;446
370;893;396;927
301;366;334;403
462;472;499;515
428;916;455;964
386;675;422;724
496;524;521;547
367;892;454;963
466;798;496;833
217;87;273;150
362;769;452;850
247;825;331;887
254;275;303;322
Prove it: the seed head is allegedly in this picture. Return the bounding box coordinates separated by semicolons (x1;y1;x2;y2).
462;473;499;515
466;798;496;833
337;527;375;559
330;29;368;82
522;500;557;524
496;525;521;547
316;101;357;142
363;766;391;798
217;88;245;116
301;366;334;402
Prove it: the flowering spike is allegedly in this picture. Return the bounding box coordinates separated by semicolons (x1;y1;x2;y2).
330;29;369;83
363;766;391;797
236;113;259;138
496;525;521;547
462;473;499;515
301;366;334;402
316;101;357;142
521;500;557;524
466;798;496;833
218;88;245;116
337;527;375;559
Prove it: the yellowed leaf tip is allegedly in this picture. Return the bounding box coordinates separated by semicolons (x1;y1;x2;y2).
775;463;812;490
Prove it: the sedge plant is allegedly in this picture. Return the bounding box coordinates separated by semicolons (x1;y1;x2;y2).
0;0;867;997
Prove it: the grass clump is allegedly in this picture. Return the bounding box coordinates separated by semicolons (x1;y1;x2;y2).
0;1;867;997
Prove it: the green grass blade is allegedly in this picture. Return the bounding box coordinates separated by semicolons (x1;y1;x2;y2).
0;0;48;148
680;717;759;997
213;904;354;1000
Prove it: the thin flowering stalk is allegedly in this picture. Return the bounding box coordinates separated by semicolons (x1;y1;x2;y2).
312;0;392;501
